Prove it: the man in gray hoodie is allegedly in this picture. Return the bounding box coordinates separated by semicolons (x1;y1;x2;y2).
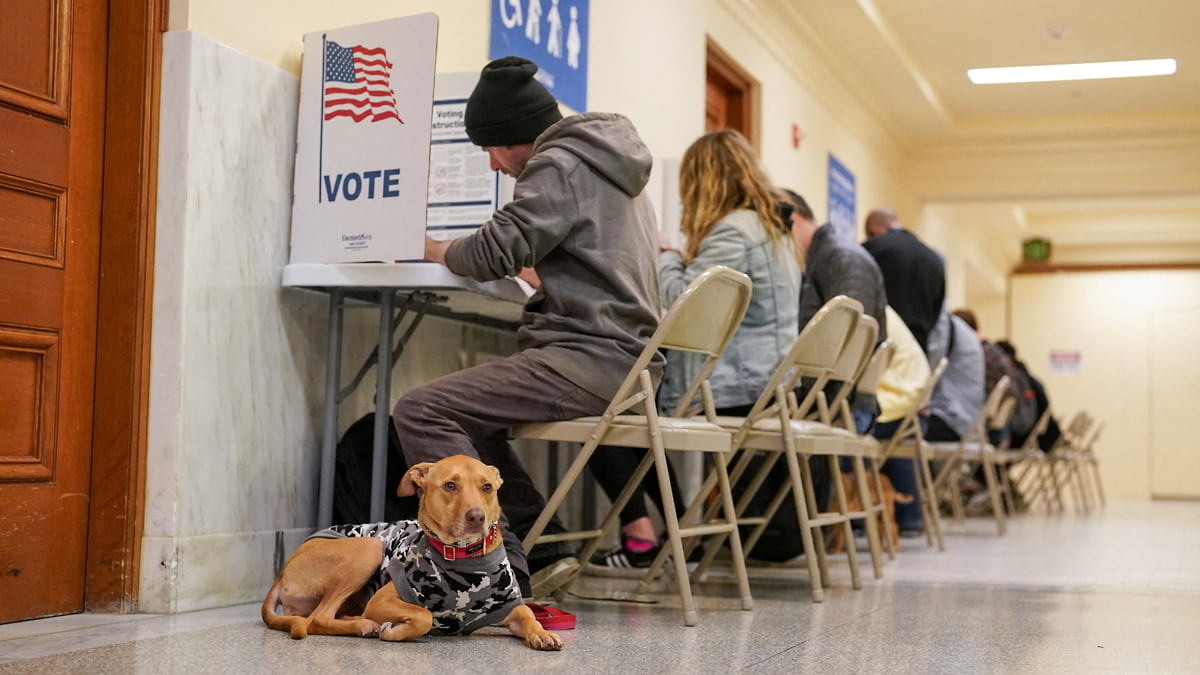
396;56;664;599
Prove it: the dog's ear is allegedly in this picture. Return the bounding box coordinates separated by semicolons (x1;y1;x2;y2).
486;464;503;491
398;462;435;497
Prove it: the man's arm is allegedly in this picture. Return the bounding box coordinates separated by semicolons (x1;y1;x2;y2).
424;235;451;265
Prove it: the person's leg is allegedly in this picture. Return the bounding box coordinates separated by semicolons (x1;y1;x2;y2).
392;352;608;582
587;445;653;527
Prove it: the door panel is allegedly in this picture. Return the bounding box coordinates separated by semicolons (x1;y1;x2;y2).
1149;308;1200;499
0;0;107;623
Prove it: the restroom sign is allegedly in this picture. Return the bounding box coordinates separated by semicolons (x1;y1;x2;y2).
490;0;589;112
290;13;438;263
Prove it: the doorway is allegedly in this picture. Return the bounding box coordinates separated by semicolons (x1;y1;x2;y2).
0;0;163;621
706;40;756;145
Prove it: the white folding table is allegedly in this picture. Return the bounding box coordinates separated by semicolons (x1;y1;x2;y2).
282;262;528;527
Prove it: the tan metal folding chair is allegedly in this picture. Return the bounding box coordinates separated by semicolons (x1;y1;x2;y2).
511;266;754;626
928;376;1013;535
996;405;1052;513
654;296;865;602
876;358;949;551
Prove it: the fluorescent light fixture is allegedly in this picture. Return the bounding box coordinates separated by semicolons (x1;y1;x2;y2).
968;58;1177;84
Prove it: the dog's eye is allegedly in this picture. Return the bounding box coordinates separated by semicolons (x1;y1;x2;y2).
443;481;456;492
482;483;493;493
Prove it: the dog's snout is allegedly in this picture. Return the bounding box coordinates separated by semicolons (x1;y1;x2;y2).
465;507;485;528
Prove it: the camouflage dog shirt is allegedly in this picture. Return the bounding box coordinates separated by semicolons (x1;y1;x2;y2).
309;520;522;635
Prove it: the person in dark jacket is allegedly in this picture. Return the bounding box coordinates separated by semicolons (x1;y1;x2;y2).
862;208;945;351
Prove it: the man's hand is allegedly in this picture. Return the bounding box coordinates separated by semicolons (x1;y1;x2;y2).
516;267;541;288
424;235;451;265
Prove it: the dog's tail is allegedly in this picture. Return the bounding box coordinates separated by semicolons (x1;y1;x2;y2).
261;577;309;639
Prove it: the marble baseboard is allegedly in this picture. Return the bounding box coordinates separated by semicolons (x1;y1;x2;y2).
138;528;313;615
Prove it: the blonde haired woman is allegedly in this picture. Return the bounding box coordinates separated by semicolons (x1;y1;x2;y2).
587;129;802;573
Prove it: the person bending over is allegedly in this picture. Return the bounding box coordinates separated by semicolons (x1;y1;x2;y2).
396;56;664;598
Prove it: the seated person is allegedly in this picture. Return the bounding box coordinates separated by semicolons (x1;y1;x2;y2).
784;189;888;436
396;57;664;598
924;309;985;442
995;340;1061;452
585;129;801;572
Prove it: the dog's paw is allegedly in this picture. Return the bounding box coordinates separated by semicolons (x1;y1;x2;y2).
526;630;563;651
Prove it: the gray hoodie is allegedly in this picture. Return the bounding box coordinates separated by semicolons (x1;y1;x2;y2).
444;112;664;400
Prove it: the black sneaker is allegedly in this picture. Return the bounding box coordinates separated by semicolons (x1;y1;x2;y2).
585;543;662;578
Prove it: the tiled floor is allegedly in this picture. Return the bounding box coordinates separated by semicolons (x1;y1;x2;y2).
2;499;1198;673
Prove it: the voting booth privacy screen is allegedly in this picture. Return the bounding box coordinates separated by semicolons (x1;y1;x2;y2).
290;14;438;263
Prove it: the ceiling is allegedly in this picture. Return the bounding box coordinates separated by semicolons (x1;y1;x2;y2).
764;0;1200;261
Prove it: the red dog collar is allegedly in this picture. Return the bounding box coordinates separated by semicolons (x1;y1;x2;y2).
425;523;500;561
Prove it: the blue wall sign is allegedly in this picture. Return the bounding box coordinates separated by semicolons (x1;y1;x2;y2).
828;153;857;244
490;0;589;112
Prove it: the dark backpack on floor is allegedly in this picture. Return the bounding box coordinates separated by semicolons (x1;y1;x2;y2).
331;413;418;525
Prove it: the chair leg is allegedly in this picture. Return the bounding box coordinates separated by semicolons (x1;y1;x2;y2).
641;400;698;626
914;450;945;552
785;450;825;603
710;448;753;611
853;455;884;579
1090;461;1106;507
869;461;897;559
980;454;1006;536
823;451;862;590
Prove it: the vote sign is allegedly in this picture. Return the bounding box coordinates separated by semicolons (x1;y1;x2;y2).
290;13;438;263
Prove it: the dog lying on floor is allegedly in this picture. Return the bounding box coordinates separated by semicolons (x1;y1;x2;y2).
261;454;562;650
828;472;913;553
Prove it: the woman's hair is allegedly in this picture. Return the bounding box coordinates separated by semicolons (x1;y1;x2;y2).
678;129;788;263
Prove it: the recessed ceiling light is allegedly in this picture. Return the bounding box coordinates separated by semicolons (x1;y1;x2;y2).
968;59;1177;84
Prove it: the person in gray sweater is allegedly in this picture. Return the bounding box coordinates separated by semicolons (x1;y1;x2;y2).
397;57;663;598
924;309;985;441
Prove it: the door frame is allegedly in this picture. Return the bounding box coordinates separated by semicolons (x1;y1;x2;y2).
84;0;166;612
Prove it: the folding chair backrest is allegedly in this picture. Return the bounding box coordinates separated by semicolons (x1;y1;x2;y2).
1025;407;1052;445
962;375;1011;444
820;314;878;424
990;396;1016;433
881;357;949;453
832;315;879;385
647;266;753;418
737;295;862;433
854;339;895;398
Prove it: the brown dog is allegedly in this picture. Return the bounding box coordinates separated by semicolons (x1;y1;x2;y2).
828;472;914;553
261;455;562;650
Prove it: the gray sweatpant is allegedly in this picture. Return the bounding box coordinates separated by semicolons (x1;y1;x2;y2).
391;351;609;576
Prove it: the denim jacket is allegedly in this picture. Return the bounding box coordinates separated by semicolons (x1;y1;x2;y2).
657;209;801;413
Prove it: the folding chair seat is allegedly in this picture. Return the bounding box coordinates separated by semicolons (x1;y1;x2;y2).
875;358;949;551
654;296;866;602
927;376;1012;535
510;266;754;626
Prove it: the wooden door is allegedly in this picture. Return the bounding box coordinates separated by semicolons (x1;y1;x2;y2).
705;41;754;145
0;0;108;622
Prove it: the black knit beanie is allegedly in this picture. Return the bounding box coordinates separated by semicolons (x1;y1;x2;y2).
465;56;563;147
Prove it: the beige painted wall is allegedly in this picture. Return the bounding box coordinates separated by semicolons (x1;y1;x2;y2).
1010;270;1200;499
170;0;905;236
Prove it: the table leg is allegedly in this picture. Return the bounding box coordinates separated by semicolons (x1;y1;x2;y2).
369;288;395;522
317;289;344;529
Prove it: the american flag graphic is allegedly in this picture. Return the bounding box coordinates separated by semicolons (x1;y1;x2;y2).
323;40;403;124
